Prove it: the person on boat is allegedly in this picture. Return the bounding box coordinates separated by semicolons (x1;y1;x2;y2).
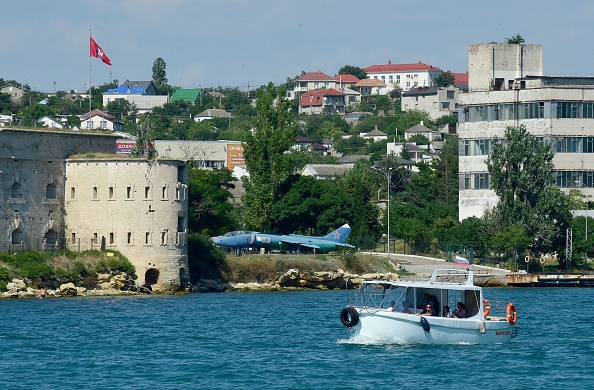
442;305;452;317
454;302;466;318
402;302;412;314
387;301;396;311
421;304;433;316
420;293;435;310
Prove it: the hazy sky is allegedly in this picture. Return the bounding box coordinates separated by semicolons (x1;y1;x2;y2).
2;0;594;93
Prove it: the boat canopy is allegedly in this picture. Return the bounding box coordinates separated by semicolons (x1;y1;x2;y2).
350;269;484;318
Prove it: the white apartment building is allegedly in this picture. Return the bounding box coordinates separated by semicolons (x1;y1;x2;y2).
459;72;594;220
364;61;443;91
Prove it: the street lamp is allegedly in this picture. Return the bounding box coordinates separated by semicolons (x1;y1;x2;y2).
576;180;589;242
372;166;394;259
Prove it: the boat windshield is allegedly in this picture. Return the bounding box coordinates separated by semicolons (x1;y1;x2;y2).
352;282;411;311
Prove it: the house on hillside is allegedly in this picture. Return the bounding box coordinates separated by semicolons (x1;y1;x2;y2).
299;89;346;115
361;126;388;142
1;84;24;101
37;116;64;129
404;122;437;142
102;80;168;114
301;164;351;179
364;61;443;91
334;73;360;90
80;109;123;131
401;85;459;119
293;71;336;94
355;79;388;96
194;108;231;122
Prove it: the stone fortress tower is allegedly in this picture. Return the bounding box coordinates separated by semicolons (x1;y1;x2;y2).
0;128;189;291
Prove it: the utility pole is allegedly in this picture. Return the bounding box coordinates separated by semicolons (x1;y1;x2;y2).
372;166;393;260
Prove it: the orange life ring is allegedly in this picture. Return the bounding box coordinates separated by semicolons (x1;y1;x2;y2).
506;303;517;325
483;299;491;317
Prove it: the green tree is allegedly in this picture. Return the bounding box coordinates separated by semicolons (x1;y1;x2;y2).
435;71;455;87
337;65;367;80
486;125;571;254
106;99;136;122
67;115;81;129
0;92;12;114
152;57;168;88
505;34;525;44
129;115;158;159
242;83;297;230
188;167;237;236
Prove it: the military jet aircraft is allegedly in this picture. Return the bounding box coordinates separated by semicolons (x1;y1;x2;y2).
213;224;355;254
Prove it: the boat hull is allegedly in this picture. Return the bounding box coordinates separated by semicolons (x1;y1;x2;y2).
349;310;513;344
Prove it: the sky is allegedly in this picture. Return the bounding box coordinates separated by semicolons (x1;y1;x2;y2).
2;0;594;93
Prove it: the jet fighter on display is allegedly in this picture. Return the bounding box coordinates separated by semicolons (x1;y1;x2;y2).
213;224;355;254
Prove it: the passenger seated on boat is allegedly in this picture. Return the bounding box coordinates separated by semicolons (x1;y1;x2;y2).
442;306;452;317
402;302;412;314
419;293;435;310
387;301;396;311
421;304;433;316
454;302;466;318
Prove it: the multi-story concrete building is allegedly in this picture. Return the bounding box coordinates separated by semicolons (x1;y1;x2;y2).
401;85;460;119
364;61;443;91
0;128;189;290
458;43;594;220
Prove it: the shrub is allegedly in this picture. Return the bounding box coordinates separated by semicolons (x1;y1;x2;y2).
187;233;228;281
224;256;278;283
93;252;135;275
1;251;54;279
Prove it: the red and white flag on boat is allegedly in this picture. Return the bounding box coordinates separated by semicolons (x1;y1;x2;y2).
455;255;469;266
90;36;112;65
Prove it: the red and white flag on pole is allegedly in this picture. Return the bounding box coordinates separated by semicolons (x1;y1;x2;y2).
90;36;112;66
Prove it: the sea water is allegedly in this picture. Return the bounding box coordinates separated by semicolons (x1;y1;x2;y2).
1;287;593;389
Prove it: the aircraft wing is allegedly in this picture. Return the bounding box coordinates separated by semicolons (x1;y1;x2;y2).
280;239;321;249
336;243;356;248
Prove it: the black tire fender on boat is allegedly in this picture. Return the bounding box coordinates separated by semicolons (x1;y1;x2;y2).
340;306;359;327
420;316;430;333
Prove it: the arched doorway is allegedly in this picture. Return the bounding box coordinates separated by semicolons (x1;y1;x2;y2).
145;268;159;285
45;183;57;199
12;228;24;244
44;229;58;248
11;182;23;199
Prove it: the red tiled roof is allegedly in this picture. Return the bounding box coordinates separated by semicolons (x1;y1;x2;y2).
294;70;334;81
300;89;346;97
364;61;442;73
355;79;387;87
451;71;469;86
334;73;360;83
300;89;345;107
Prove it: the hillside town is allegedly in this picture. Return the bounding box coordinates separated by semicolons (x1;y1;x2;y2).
1;37;593;292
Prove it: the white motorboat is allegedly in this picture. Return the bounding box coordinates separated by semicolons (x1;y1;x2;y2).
339;269;518;344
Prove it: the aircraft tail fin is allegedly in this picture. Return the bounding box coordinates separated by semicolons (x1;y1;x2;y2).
323;224;351;243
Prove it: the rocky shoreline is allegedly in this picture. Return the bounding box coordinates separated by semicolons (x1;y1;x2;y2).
2;268;508;299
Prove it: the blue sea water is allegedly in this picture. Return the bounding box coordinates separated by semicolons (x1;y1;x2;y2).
1;287;593;389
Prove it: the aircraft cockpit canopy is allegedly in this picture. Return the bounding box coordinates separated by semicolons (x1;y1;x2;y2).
223;230;254;237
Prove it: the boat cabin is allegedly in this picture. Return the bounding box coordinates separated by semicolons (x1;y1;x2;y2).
351;269;484;318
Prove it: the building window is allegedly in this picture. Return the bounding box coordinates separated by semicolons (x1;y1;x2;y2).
109;232;115;245
93;232;98;244
45;183;57;199
389;75;393;83
108;186;114;199
161;230;168;245
475;173;490;189
447;91;455;99
126;186;132;199
93;186;98;199
71;232;76;244
145;232;150;245
162;186;167;200
71;187;76;199
127;232;132;244
442;102;450;109
145;186;150;199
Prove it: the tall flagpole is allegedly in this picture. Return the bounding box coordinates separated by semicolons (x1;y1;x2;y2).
89;29;92;120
